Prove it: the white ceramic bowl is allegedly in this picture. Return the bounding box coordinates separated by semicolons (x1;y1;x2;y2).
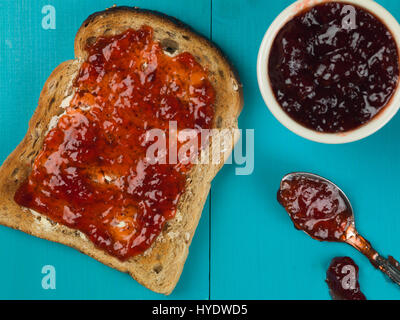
257;0;400;144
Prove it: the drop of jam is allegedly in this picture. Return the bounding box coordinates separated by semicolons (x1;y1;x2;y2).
326;256;366;300
268;2;399;133
277;175;353;241
14;26;215;260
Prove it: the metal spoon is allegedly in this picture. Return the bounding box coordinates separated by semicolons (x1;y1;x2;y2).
281;172;400;286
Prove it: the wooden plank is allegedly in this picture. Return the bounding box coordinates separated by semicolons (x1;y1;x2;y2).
0;0;211;299
210;0;400;299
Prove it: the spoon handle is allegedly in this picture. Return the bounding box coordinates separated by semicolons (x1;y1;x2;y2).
345;225;400;286
374;255;400;286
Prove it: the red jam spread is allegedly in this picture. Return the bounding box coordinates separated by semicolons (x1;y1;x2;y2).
269;2;399;132
14;26;215;260
277;175;352;241
326;256;366;300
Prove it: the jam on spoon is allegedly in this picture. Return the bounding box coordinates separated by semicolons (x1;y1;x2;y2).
326;256;366;300
277;174;352;241
278;172;400;286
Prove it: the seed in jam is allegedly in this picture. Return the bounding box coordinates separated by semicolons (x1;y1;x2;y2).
268;2;399;133
326;256;366;300
277;175;352;241
14;26;215;260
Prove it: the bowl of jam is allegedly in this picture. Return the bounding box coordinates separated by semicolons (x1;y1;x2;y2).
257;0;400;143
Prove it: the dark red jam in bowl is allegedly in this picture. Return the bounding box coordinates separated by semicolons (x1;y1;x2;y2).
277;175;353;241
269;2;399;133
326;256;366;300
14;26;215;260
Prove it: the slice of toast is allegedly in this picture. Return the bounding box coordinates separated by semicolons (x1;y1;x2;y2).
0;6;243;294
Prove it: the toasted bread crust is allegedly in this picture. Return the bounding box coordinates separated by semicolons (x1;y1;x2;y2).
0;7;243;294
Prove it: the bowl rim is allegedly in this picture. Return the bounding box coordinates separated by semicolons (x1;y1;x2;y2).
257;0;400;144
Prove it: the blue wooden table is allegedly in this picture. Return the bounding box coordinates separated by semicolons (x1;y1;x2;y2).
1;0;400;300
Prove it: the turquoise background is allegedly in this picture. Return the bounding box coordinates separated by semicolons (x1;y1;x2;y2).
0;0;400;300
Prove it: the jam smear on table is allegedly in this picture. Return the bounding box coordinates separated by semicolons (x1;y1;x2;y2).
269;2;399;132
326;256;366;300
277;175;352;241
14;26;215;260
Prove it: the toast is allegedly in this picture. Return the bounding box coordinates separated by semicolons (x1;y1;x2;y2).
0;6;243;294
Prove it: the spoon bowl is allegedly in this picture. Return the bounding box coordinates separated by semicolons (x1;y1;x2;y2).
281;171;355;223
